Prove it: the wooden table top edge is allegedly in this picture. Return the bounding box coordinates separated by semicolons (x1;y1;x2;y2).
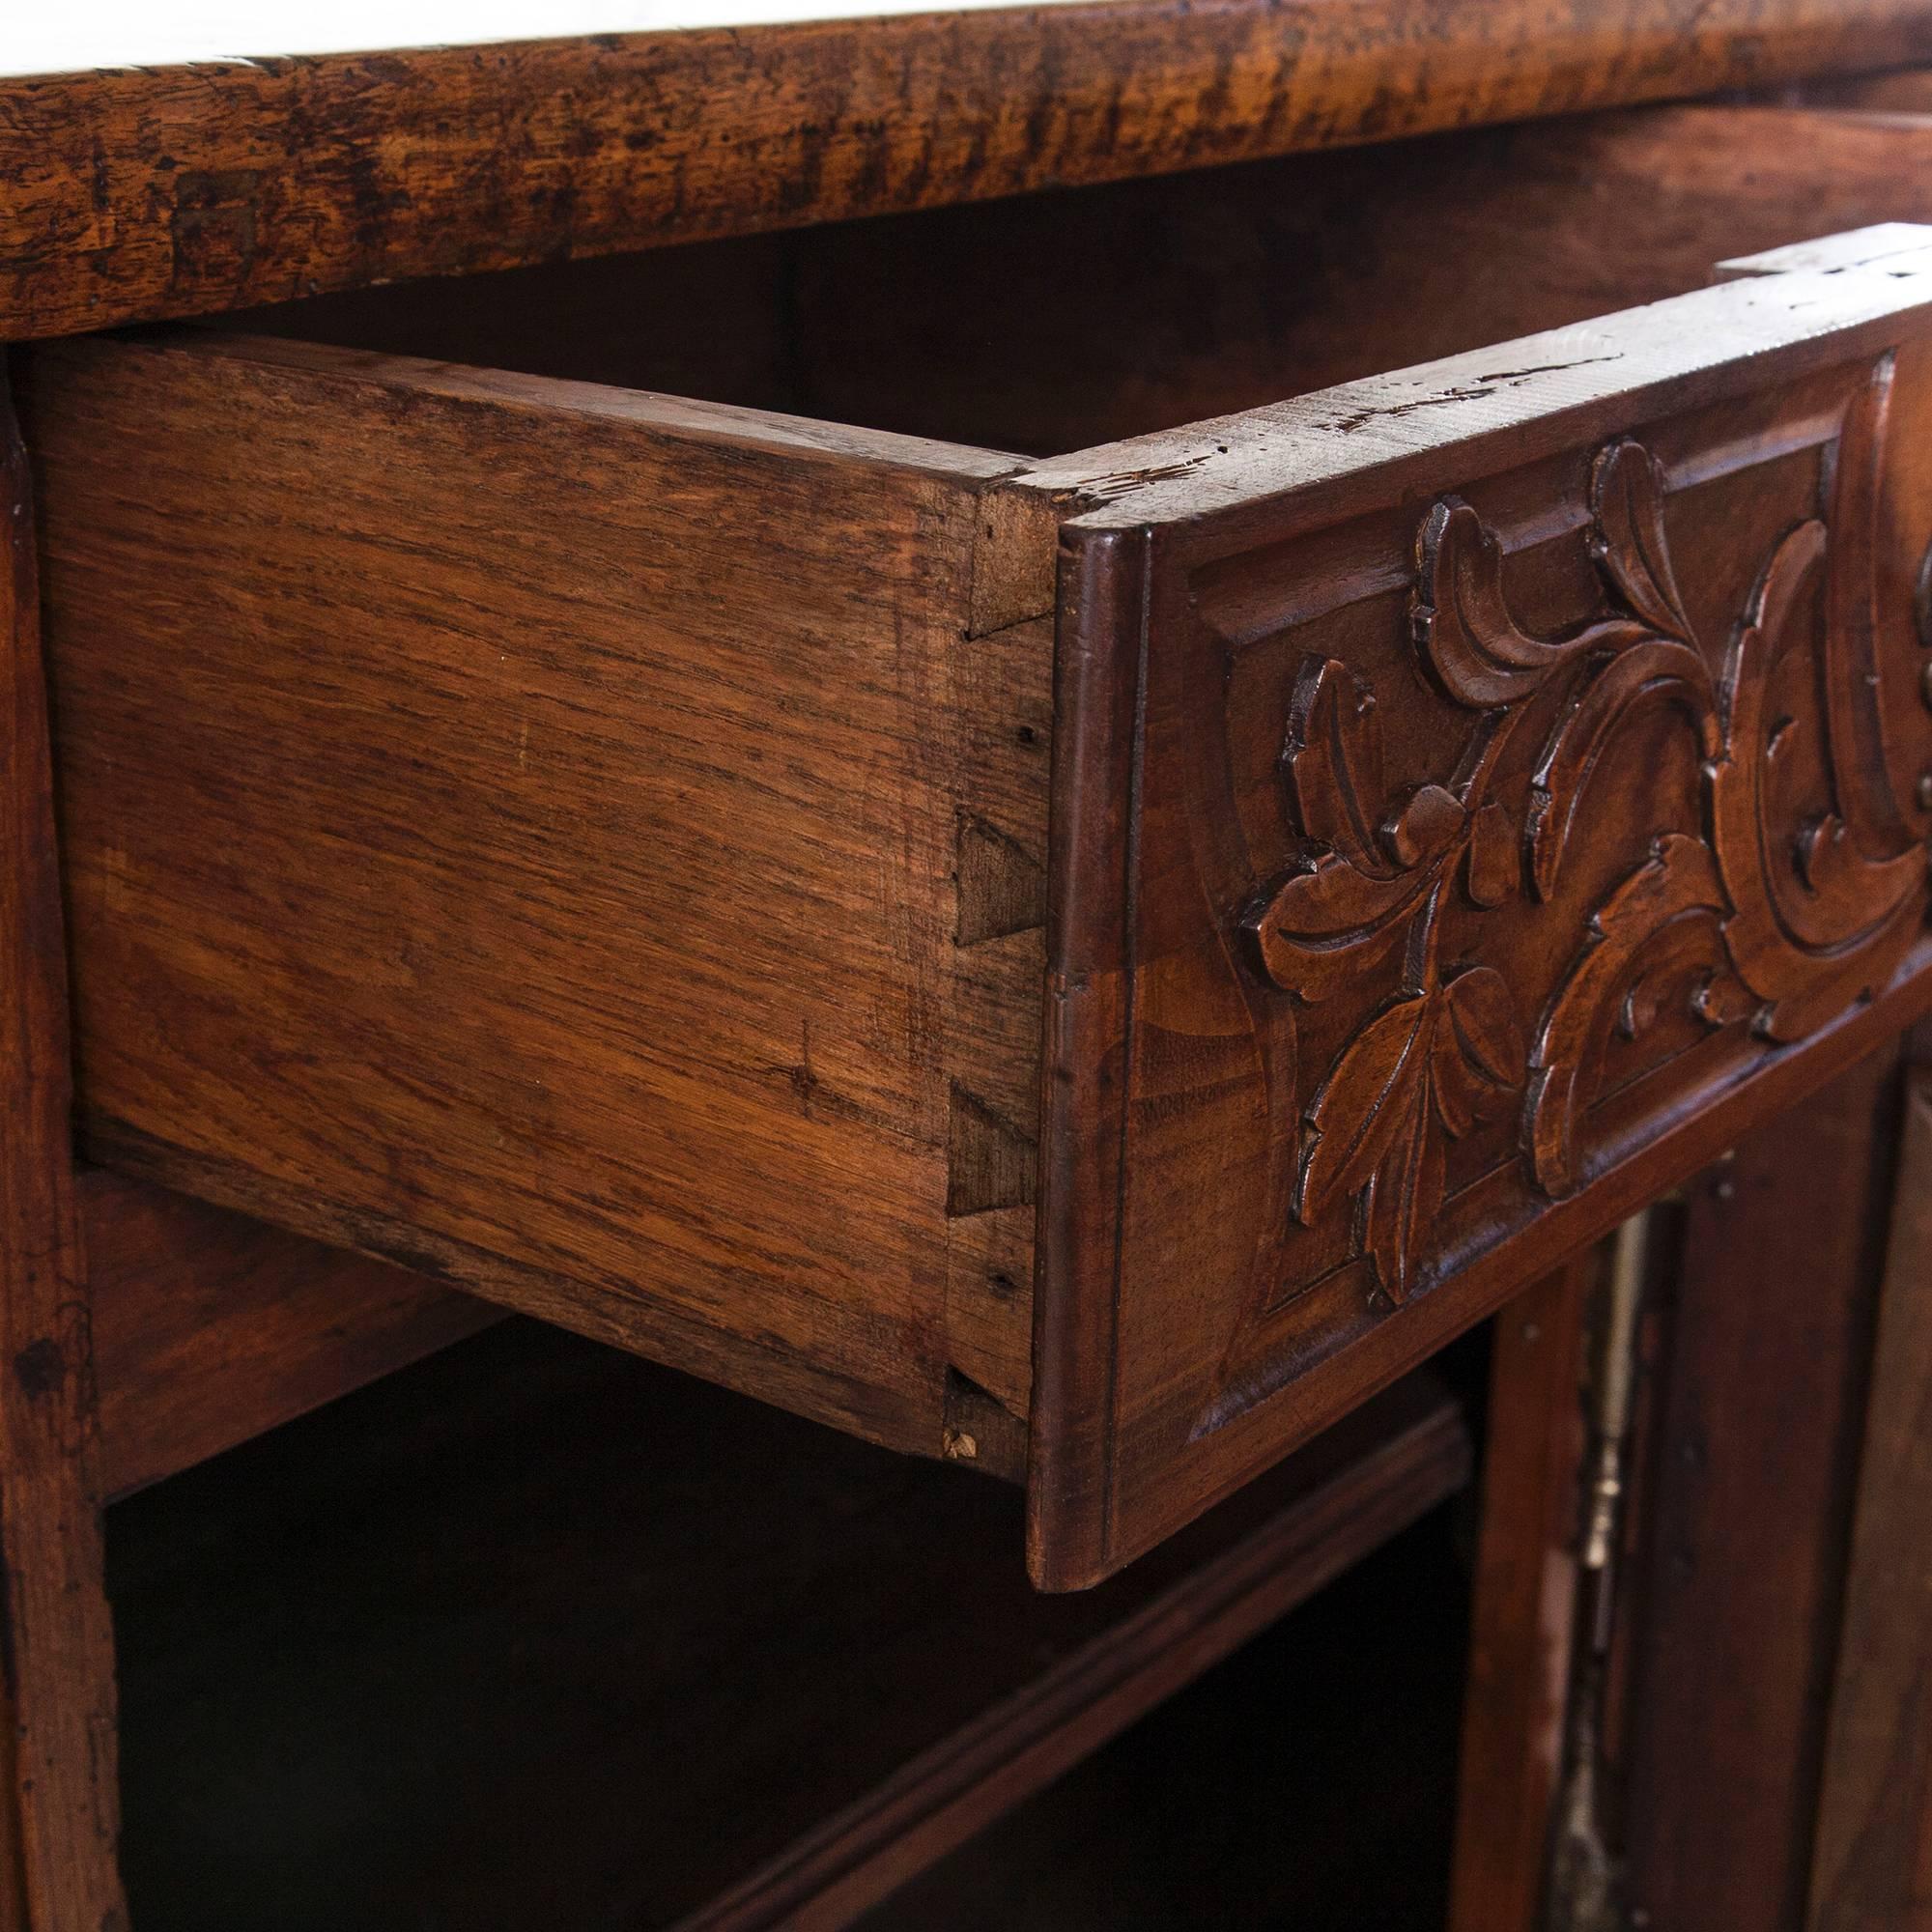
9;0;1932;341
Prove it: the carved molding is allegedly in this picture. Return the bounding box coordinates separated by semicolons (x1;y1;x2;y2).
1243;362;1927;1303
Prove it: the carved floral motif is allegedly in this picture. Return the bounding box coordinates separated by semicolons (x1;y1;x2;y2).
1244;366;1926;1303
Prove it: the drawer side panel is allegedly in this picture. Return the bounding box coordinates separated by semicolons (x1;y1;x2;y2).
28;333;1037;1455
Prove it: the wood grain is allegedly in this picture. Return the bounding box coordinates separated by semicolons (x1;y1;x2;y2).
39;230;1932;1583
26;329;1043;1464
0;360;125;1928
1025;237;1932;1583
11;0;1932;342
1807;1055;1932;1932
83;1171;498;1500
224;101;1932;462
1616;1047;1905;1932
1448;1260;1594;1932
775;101;1932;454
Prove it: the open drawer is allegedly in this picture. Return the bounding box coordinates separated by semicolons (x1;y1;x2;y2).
20;111;1932;1586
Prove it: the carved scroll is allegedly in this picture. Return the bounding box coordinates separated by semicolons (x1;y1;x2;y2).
1245;369;1928;1297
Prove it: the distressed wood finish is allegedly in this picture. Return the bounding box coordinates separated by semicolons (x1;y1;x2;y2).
13;1;1932;343
84;1172;498;1500
1023;236;1932;1582
25;330;1036;1466
0;364;125;1928
1807;1053;1932;1932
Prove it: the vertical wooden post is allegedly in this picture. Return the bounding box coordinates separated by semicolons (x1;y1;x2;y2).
1619;1044;1902;1932
1448;1254;1595;1932
0;362;126;1929
1807;1055;1932;1932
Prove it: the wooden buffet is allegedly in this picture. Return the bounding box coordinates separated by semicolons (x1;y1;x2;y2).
4;3;1932;1926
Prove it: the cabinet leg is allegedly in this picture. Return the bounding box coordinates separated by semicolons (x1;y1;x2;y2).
1448;1255;1595;1932
1806;1051;1932;1931
0;363;126;1930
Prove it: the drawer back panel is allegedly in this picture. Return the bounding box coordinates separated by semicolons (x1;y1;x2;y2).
225;104;1932;458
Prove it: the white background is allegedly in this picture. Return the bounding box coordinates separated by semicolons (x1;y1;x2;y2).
4;0;1082;77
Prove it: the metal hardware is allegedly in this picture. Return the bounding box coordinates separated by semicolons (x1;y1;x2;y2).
1546;1210;1653;1932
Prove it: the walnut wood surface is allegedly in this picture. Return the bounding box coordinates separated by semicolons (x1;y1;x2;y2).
83;1172;498;1501
0;362;126;1927
25;330;1037;1465
1025;237;1932;1582
1614;1048;1905;1932
12;0;1932;344
778;101;1932;454
1806;1053;1932;1932
1448;1260;1594;1932
226;102;1932;462
36;222;1932;1584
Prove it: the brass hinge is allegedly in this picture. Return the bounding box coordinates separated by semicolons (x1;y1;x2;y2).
1545;1209;1654;1932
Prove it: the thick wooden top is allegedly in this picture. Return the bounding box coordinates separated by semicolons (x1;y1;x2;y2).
7;0;1932;342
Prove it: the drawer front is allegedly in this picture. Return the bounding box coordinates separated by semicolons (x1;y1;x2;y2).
1028;229;1932;1585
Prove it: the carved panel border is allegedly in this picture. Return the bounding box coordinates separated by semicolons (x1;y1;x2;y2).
1202;360;1928;1422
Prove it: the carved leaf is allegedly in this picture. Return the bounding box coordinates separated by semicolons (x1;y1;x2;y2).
1413;497;1639;709
1254;851;1423;946
1691;962;1758;1030
1249;395;1932;1345
1711;517;1926;1036
1253;667;1465;1000
1463;801;1519;909
1248;859;1424;999
1361;1090;1445;1305
1527;835;1727;1197
1527;638;1719;898
1620;926;1755;1037
1286;655;1386;871
1790;812;1924;932
1381;783;1465;869
1296;993;1434;1225
1432;965;1527;1138
1589;440;1695;642
1820;354;1918;851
